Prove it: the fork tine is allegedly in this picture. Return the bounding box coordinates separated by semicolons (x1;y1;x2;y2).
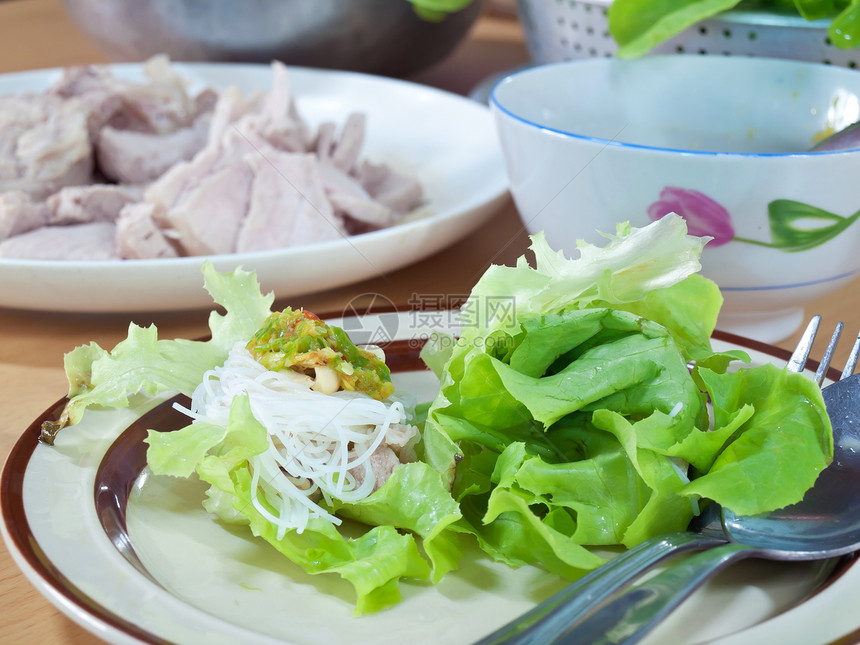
815;322;843;385
841;329;860;380
787;315;821;374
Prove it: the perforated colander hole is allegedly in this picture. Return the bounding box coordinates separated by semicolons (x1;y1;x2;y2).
699;26;708;35
557;16;565;26
723;29;732;38
748;31;758;41
571;21;580;30
586;26;594;35
849;61;858;69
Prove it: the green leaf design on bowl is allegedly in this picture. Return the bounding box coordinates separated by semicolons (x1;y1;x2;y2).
733;199;860;252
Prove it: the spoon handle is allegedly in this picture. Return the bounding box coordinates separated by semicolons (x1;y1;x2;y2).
556;543;754;645
474;531;725;645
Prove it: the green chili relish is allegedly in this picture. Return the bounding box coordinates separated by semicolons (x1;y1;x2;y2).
246;308;394;401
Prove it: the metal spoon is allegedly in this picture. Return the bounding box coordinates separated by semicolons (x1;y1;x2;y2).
473;505;726;645
811;120;860;152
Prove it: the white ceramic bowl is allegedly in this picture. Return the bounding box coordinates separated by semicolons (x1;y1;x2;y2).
491;55;860;342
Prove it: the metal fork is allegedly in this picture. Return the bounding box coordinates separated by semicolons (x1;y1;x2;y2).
478;315;858;645
787;314;860;385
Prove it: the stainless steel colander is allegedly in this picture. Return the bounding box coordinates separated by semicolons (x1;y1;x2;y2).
517;0;860;67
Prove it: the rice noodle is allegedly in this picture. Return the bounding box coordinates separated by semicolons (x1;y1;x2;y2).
175;341;406;538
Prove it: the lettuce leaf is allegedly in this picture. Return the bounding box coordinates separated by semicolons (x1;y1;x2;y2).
607;0;743;58
457;216;709;341
683;363;833;512
406;0;475;21
59;262;273;426
607;0;860;57
423;215;833;581
331;462;464;583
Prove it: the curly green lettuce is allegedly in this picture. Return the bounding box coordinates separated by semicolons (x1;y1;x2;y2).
421;214;832;580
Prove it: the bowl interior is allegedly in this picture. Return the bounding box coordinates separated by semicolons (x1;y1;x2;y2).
492;56;860;154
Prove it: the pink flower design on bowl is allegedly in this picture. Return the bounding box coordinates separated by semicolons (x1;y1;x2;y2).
647;187;735;247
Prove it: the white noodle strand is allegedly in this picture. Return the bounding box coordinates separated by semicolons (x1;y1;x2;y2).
174;341;407;536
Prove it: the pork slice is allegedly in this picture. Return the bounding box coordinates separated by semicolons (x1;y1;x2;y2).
236;60;309;153
313;122;336;159
52;64;115;98
0;96;33;170
356;160;423;215
0;222;118;260
387;423;419;446
384;423;420;463
320;161;392;228
167;160;253;256
143;126;265;211
50;65;125;137
313;114;366;172
0;98;93;200
236;151;344;253
106;55;196;134
0;190;50;241
330;113;365;172
329;194;393;229
96;113;211;184
193;88;219;118
242;103;308;153
144;143;224;210
349;444;401;493
208;86;264;143
261;61;292;121
116;202;179;259
46;184;144;225
319;159;369;199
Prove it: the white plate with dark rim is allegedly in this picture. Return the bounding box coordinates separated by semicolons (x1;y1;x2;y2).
0;64;509;313
2;311;860;645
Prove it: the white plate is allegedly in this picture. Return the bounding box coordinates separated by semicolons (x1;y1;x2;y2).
2;313;859;645
0;64;509;313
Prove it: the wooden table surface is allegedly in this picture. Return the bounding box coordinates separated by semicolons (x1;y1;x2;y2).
1;1;859;644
